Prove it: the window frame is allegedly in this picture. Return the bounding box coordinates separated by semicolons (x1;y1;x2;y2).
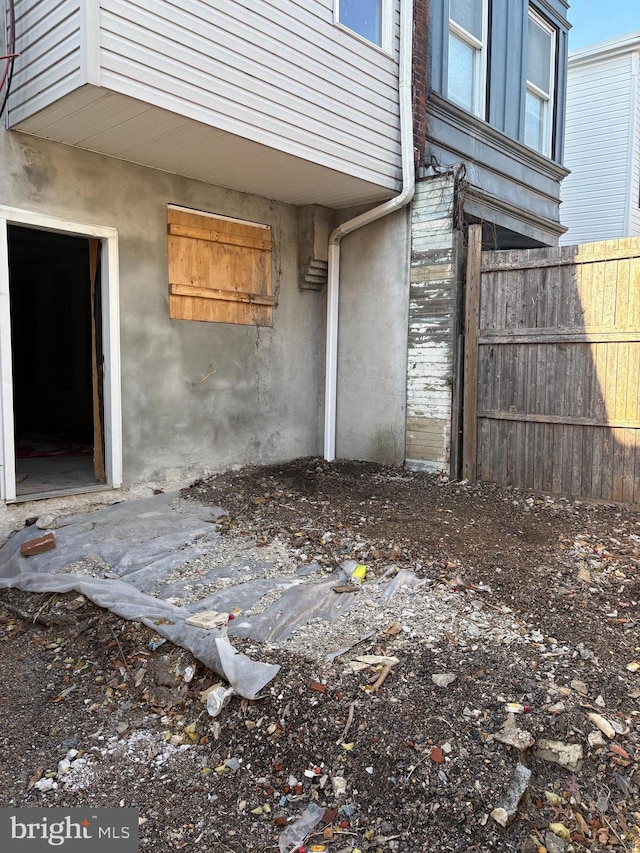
524;6;556;157
446;0;489;119
334;0;393;54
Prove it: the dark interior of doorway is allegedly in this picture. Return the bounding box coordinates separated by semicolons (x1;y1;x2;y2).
8;225;105;498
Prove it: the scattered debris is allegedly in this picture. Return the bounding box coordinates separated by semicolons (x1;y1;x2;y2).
204;685;235;718
432;672;457;688
586;712;616;740
184;610;230;629
2;457;640;852
490;763;531;827
536;739;584;771
493;715;535;752
278;803;325;853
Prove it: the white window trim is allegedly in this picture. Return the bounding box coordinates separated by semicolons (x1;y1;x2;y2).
0;207;122;503
334;0;393;54
447;0;489;118
526;7;556;157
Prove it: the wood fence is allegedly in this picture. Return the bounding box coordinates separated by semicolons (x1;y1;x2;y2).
463;226;640;503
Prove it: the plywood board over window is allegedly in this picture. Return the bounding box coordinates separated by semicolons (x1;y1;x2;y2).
168;206;274;326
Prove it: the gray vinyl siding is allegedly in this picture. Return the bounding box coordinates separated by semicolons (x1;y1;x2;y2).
8;0;401;188
560;52;635;244
10;0;83;121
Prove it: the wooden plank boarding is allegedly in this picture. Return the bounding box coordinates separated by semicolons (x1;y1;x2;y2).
167;206;274;326
471;235;640;504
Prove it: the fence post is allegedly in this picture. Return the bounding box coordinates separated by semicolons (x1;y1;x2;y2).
462;224;482;482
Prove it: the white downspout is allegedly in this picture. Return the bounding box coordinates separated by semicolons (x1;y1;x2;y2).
323;0;416;461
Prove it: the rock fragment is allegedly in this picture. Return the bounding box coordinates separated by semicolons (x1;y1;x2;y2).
586;712;615;740
494;715;535;752
432;673;456;688
536;739;583;770
490;763;531;827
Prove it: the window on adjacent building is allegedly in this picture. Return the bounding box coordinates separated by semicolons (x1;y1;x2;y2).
167;206;274;326
524;8;556;156
336;0;389;50
447;0;487;117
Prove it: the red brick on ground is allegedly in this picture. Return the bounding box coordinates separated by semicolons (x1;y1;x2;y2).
20;532;56;557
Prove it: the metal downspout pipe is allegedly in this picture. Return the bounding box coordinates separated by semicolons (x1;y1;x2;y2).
323;0;416;461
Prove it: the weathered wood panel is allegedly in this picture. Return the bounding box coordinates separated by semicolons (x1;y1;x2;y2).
466;235;640;504
168;206;273;326
406;174;461;473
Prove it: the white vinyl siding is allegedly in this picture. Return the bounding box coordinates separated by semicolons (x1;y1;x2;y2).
10;0;83;118
8;0;401;191
560;51;635;244
630;55;640;236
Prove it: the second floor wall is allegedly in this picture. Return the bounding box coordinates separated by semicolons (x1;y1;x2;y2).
423;0;570;246
5;0;404;208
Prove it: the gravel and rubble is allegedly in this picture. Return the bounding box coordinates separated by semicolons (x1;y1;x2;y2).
1;457;639;852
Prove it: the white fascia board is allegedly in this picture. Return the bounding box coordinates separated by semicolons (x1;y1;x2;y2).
569;31;640;66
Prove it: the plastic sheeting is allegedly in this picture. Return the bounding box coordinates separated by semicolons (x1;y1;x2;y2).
0;494;423;699
0;495;280;699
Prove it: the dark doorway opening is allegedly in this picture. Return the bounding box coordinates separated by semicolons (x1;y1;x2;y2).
8;225;105;498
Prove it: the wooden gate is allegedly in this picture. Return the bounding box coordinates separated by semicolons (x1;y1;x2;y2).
462;226;640;503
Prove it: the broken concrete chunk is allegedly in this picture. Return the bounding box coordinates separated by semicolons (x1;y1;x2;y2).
20;532;56;557
588;730;606;749
332;776;347;797
432;673;457;688
490;762;531;827
586;712;615;740
36;514;58;530
185;610;229;630
493;714;535;752
536;739;583;770
570;679;588;696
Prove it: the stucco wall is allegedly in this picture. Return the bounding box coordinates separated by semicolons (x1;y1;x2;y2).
335;209;410;465
0;130;325;488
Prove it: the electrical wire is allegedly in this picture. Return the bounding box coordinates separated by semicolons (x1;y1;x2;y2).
0;0;17;120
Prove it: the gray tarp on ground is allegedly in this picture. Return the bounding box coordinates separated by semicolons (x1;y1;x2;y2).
0;495;418;699
0;494;421;698
0;495;282;698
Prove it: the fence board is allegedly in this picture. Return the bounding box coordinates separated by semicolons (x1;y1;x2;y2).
464;234;640;504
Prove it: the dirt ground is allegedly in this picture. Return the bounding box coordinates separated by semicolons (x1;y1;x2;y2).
1;457;639;853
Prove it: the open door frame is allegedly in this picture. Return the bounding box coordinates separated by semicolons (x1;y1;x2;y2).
88;237;106;482
0;207;122;502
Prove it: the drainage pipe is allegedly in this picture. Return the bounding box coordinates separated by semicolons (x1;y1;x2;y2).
323;0;416;461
